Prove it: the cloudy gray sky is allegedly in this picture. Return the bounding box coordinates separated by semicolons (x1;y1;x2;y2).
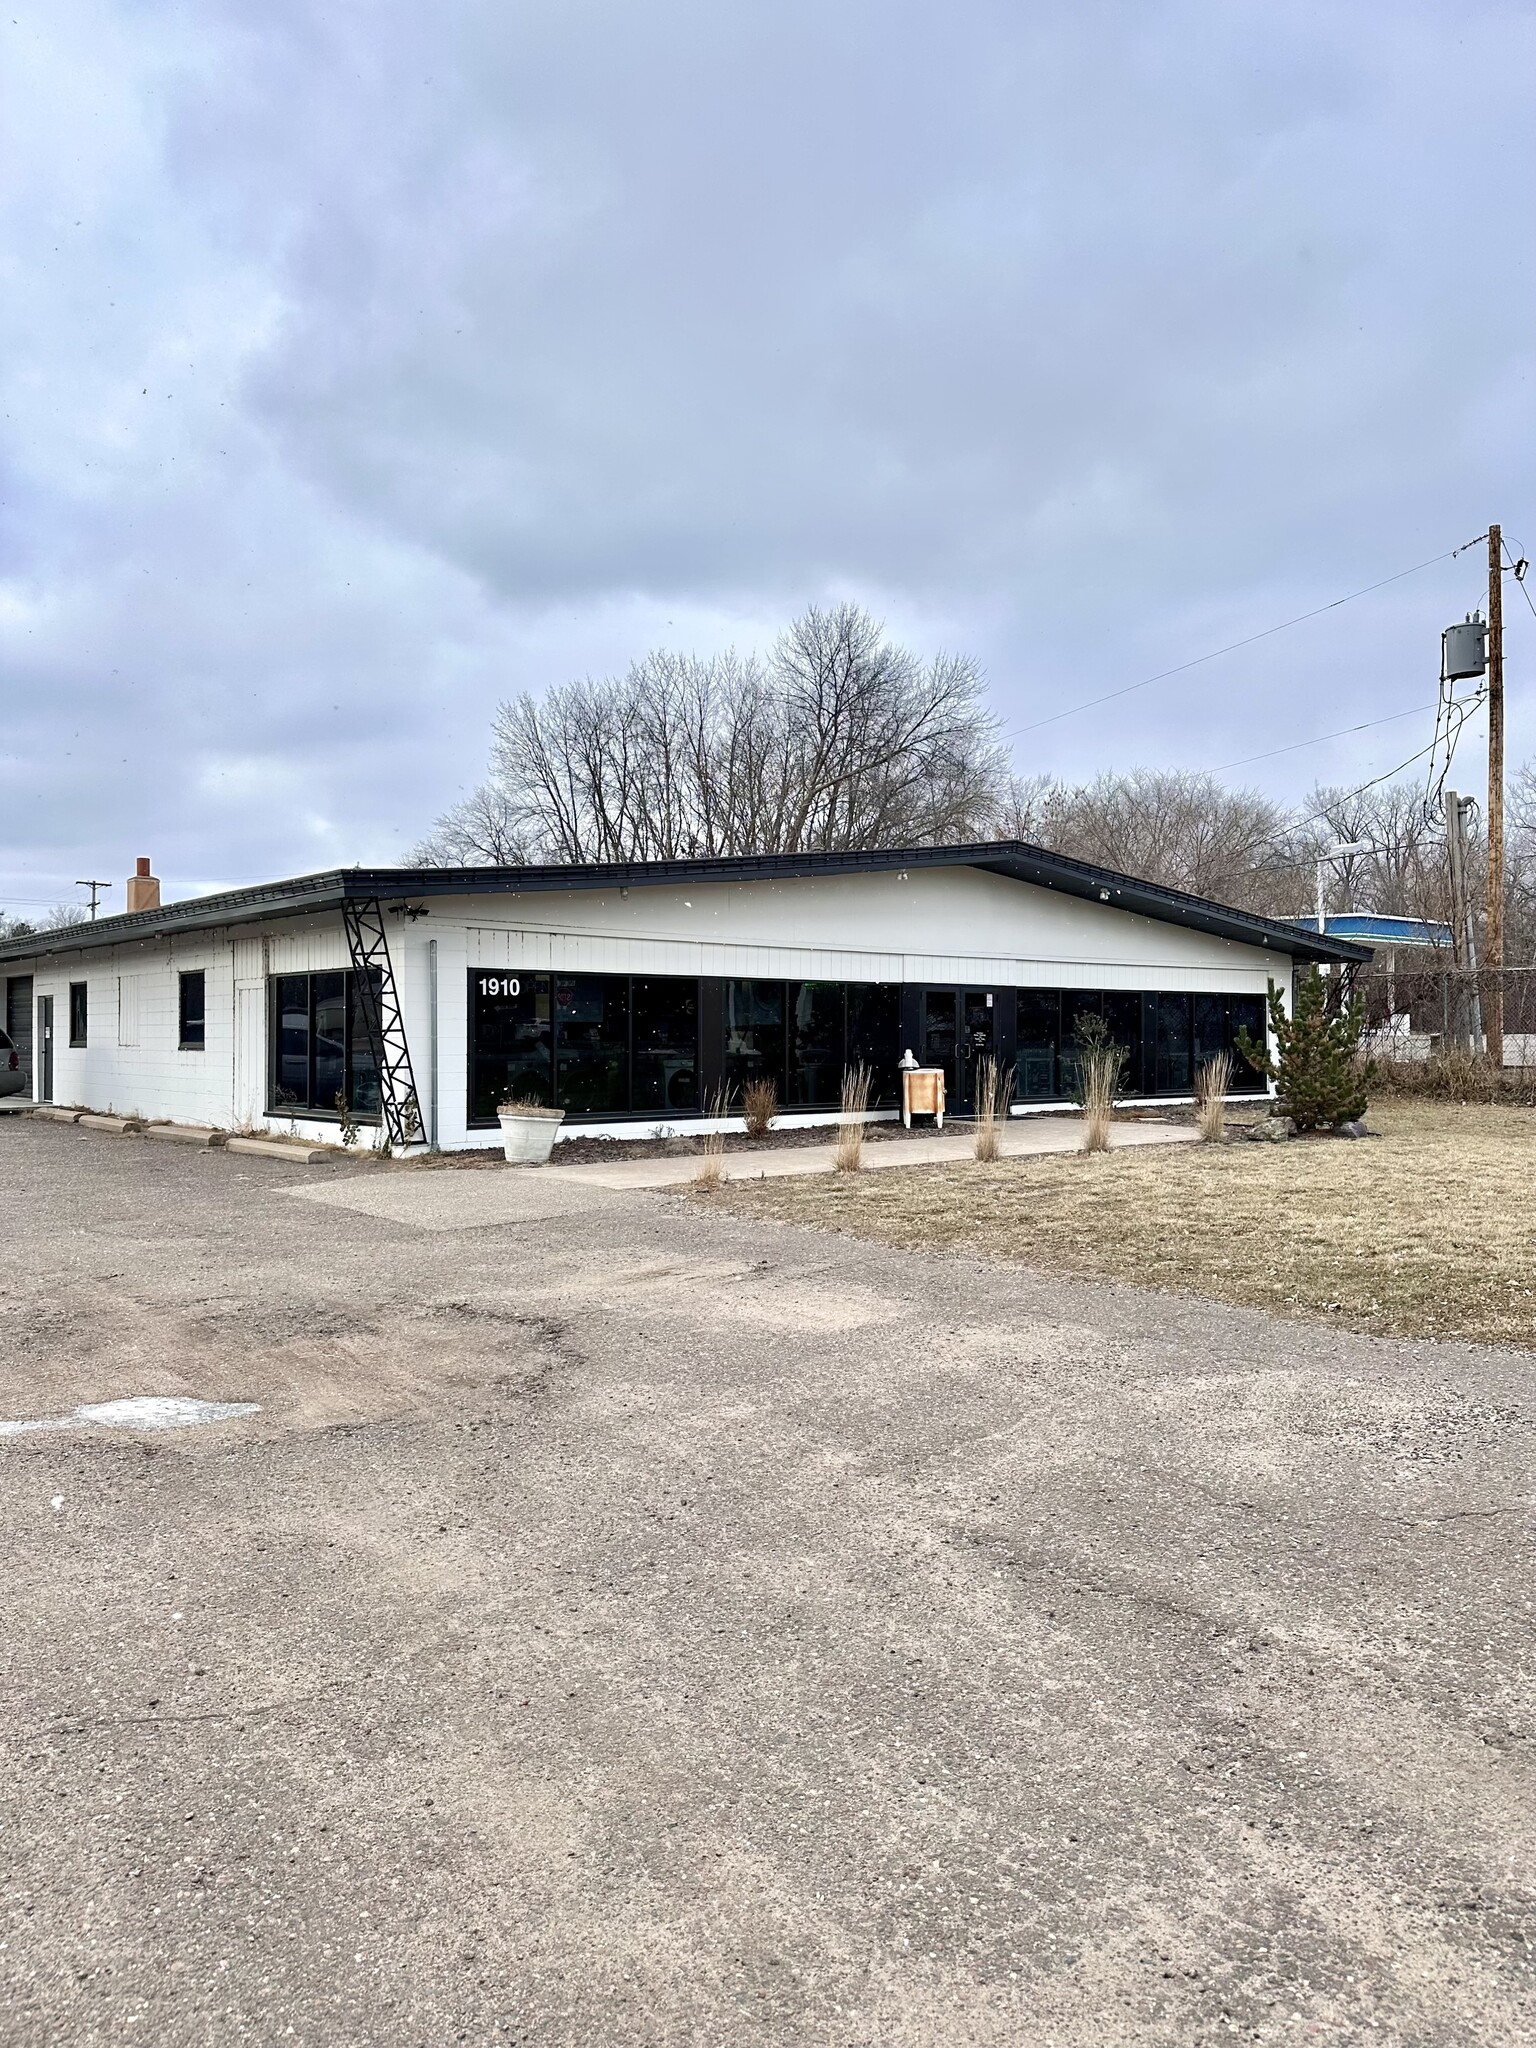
2;0;1532;913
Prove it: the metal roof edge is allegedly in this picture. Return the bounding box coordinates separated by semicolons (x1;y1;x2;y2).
0;870;348;964
0;843;1372;968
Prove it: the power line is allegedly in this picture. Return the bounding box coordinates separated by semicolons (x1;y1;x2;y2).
1504;533;1536;623
1209;701;1438;774
1005;533;1489;741
1247;728;1467;868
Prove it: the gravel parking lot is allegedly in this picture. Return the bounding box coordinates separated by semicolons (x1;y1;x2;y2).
1;1116;1532;2046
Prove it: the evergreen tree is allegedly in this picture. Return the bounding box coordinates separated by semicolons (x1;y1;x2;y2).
1235;972;1374;1130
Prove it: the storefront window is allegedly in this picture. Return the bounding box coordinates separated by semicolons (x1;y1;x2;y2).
846;984;899;1105
788;983;844;1106
555;975;630;1114
469;973;553;1120
269;970;382;1117
725;981;785;1101
633;979;698;1114
1015;989;1059;1099
469;971;699;1124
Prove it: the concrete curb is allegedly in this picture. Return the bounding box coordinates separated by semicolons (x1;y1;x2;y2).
76;1114;145;1136
224;1136;336;1165
144;1123;227;1147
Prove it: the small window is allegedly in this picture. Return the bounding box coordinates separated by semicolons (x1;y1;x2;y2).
179;970;206;1050
69;981;88;1047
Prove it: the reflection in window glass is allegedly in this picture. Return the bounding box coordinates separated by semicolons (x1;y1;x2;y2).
556;975;629;1113
69;981;88;1048
632;978;697;1113
270;969;381;1116
845;983;899;1106
1102;992;1142;1096
788;983;844;1106
921;990;958;1096
1192;994;1226;1079
1059;993;1103;1098
347;975;382;1115
312;972;347;1114
1228;995;1268;1090
470;973;553;1119
275;975;309;1108
1015;989;1059;1099
178;970;206;1050
725;981;785;1100
1155;993;1192;1093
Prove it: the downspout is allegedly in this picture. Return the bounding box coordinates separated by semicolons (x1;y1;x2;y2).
428;937;439;1150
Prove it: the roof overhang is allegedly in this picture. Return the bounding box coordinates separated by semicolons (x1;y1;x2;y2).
0;841;1372;967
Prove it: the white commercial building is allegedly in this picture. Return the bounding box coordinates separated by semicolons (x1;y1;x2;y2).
0;843;1367;1150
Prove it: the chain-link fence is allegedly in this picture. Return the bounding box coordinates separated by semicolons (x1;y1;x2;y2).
1349;962;1536;1064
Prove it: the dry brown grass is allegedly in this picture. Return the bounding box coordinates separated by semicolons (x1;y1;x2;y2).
972;1056;1013;1163
1079;1046;1116;1153
693;1086;730;1191
835;1062;872;1173
742;1076;779;1140
1195;1050;1233;1142
1374;1050;1536;1105
713;1099;1536;1349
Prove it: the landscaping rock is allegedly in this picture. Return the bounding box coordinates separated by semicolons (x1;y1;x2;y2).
1335;1119;1372;1139
1250;1115;1295;1143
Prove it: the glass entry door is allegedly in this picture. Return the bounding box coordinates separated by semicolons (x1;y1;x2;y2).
920;988;995;1110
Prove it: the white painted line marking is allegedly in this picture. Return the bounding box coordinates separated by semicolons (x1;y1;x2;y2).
0;1397;261;1437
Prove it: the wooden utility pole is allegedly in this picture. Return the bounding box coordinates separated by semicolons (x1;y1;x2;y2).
1486;524;1505;1067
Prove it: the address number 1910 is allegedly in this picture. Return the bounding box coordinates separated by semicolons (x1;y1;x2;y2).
478;976;521;997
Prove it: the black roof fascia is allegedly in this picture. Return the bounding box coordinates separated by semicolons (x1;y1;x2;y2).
0;841;1371;967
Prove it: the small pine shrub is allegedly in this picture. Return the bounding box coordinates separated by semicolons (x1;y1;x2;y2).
1236;972;1374;1131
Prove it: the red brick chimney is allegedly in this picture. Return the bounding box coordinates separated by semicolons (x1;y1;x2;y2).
126;856;160;913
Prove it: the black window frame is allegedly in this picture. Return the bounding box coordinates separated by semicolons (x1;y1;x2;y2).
465;971;902;1125
1012;986;1276;1100
468;969;703;1128
178;969;206;1051
68;981;88;1048
266;969;382;1121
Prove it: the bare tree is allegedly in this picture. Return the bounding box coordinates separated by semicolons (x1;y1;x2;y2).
410;604;1006;864
998;769;1296;912
1301;780;1452;929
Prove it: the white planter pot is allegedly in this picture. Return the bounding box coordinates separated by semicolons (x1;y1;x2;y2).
496;1107;566;1164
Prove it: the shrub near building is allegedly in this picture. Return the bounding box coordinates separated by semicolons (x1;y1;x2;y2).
1237;972;1374;1131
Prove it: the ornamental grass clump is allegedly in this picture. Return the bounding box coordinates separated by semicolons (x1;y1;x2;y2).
1195;1050;1233;1142
1236;971;1374;1130
694;1086;731;1191
835;1062;872;1172
1080;1046;1118;1153
972;1055;1014;1163
742;1076;778;1140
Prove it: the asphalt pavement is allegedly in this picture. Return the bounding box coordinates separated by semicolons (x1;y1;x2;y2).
1;1116;1531;2046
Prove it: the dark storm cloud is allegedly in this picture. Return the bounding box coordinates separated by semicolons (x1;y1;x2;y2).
1;0;1532;907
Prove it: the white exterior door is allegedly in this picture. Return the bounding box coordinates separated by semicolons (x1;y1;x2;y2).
234;983;264;1129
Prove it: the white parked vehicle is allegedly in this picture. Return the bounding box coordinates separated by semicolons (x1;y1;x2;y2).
0;1027;24;1099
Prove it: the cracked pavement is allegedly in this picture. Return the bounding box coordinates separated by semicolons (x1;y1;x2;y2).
1;1118;1532;2045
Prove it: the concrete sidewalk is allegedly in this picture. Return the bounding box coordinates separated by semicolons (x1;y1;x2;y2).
544;1112;1198;1188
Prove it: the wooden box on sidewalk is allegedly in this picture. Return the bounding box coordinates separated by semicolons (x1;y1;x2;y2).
901;1068;946;1128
